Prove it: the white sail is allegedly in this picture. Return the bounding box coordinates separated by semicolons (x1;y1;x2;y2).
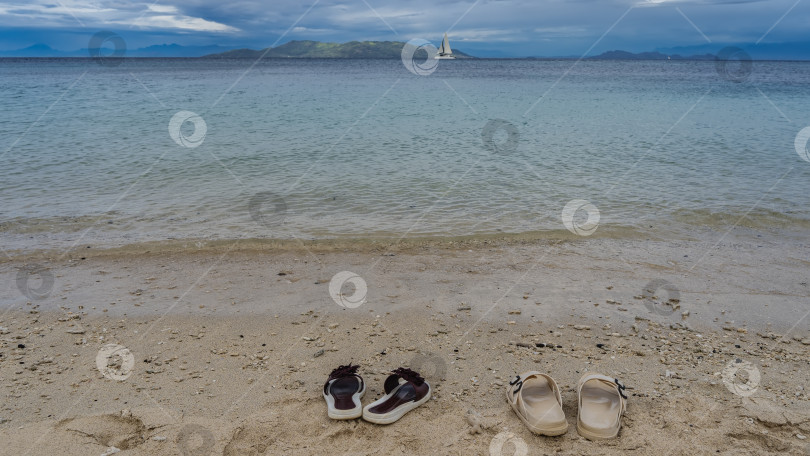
434;33;456;59
440;33;453;55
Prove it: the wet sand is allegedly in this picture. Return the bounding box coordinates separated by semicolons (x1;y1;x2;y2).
1;234;809;455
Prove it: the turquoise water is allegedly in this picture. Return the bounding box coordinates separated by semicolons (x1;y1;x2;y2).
1;58;809;251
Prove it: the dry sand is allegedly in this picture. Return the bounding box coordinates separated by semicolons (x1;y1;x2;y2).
1;234;809;455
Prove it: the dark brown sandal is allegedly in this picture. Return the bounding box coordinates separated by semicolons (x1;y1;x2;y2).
323;364;365;419
362;367;431;424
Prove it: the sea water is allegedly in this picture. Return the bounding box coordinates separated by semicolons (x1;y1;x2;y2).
1;58;809;252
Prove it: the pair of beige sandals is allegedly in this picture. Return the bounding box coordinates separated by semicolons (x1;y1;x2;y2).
506;371;627;440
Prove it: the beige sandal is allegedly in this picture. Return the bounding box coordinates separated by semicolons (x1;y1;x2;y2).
576;373;627;440
506;371;568;436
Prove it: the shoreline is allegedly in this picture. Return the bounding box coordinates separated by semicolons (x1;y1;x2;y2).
2;219;808;261
2;225;654;261
2;234;808;330
3;206;810;259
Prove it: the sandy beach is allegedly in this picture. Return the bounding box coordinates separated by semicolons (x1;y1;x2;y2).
4;1;810;453
1;233;809;455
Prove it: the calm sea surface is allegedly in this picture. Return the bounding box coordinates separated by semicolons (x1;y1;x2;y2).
1;58;809;251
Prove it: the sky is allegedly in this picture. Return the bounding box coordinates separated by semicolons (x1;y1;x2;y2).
0;0;808;57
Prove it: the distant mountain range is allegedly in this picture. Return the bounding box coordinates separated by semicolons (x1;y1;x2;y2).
0;40;474;59
0;43;240;57
656;41;810;61
2;40;809;60
203;40;474;59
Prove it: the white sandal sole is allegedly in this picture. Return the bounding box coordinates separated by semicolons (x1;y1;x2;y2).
324;382;366;420
362;384;431;424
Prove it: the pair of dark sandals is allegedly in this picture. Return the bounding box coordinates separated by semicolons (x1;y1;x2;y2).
322;364;431;424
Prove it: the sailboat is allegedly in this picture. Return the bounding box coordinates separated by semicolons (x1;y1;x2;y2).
435;33;455;59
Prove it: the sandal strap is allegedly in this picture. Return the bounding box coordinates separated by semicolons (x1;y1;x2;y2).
384;367;425;394
507;371;563;408
383;373;401;394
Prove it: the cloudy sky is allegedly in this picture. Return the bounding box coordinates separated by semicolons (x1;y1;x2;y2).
0;0;807;56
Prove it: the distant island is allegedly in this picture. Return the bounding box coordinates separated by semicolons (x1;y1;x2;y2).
202;40;475;59
2;40;809;60
0;42;239;58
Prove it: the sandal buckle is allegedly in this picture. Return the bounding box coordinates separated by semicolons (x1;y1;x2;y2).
615;378;628;399
508;375;523;393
